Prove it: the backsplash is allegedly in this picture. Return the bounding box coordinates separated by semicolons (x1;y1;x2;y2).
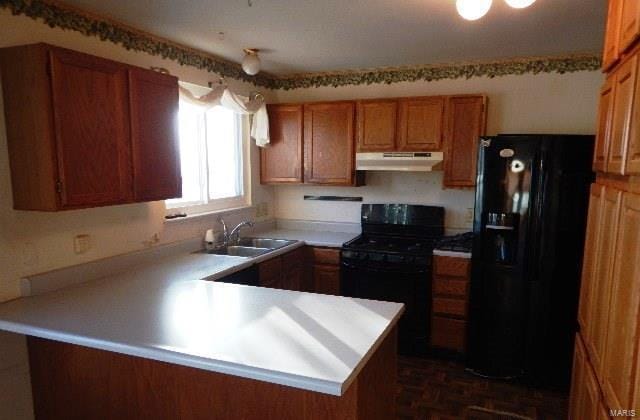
273;171;475;234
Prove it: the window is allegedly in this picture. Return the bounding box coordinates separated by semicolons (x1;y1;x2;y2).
166;96;249;215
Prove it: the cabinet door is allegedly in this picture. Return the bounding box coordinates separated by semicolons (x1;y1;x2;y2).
626;51;640;174
313;265;340;296
443;96;486;187
303;102;355;185
129;68;181;201
619;0;640;52
608;55;638;175
49;48;132;208
261;105;303;184
258;257;283;289
586;187;622;380
397;97;445;151
577;184;604;335
602;192;640;412
569;334;600;420
603;0;623;70
593;77;616;172
356;99;398;152
281;247;306;291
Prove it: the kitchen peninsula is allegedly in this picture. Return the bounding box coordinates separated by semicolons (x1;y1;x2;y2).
0;249;403;419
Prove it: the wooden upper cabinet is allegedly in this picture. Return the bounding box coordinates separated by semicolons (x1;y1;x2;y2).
619;0;640;53
49;48;133;208
303;102;356;185
602;191;640;412
603;0;623;71
261;104;303;184
443;95;486;188
0;43;181;210
608;54;638;175
397;97;445;151
626;50;640;174
129;68;181;201
586;187;622;381
594;77;616;172
577;184;604;336
356;99;398;152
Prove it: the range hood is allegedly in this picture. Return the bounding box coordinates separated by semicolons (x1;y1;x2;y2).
356;152;443;172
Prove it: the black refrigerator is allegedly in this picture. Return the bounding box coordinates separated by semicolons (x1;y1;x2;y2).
466;134;594;389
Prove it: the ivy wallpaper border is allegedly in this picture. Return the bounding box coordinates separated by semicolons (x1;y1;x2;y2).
0;0;274;87
0;0;602;91
272;54;602;90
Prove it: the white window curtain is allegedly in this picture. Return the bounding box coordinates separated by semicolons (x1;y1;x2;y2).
178;82;270;147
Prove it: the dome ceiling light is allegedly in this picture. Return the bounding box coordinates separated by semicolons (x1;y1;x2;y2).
456;0;536;20
241;48;261;75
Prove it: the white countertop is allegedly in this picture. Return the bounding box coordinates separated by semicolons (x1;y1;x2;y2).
0;251;403;396
250;229;360;248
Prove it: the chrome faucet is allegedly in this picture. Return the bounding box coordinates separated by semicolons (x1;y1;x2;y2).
218;218;254;246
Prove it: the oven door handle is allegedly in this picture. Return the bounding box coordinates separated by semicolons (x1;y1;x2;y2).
342;261;428;274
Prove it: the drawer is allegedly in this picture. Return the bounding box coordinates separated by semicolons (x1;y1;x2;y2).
433;277;468;298
433;297;467;317
312;247;340;266
434;256;470;278
431;316;467;352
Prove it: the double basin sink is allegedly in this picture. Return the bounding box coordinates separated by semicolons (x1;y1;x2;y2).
203;238;297;258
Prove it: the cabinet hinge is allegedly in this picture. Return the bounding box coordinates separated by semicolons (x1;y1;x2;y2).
55;181;62;194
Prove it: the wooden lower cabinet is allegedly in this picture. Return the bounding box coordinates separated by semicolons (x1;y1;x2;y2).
430;255;471;354
257;247;342;295
602;191;640;412
569;334;604;420
311;247;341;296
27;330;398;420
586;187;622;378
572;179;640;416
258;247;306;291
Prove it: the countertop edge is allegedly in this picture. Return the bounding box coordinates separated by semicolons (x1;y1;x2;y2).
0;319;348;396
338;302;405;394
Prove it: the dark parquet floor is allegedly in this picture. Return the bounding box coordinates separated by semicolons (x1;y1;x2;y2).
397;357;568;420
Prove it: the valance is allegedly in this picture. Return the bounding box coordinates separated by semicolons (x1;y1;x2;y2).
179;83;269;147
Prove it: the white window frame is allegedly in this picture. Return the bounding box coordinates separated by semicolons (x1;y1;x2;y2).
165;94;251;217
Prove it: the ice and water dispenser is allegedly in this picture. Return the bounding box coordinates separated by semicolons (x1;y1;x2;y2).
482;212;519;265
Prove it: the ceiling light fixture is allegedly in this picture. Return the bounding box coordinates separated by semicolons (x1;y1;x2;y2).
456;0;493;21
504;0;536;8
456;0;536;20
241;48;261;75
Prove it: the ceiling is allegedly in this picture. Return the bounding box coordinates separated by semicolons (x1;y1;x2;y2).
61;0;606;75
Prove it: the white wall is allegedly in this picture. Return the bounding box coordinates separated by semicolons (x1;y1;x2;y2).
271;71;603;230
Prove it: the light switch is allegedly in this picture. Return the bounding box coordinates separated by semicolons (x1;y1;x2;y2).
73;234;91;254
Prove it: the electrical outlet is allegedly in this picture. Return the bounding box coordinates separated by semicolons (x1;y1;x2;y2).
464;208;474;225
73;234;91;254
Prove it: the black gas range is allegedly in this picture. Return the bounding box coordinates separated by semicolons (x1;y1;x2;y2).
341;204;444;356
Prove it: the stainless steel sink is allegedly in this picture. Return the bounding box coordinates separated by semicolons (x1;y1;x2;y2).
200;237;297;258
236;238;297;249
206;246;272;257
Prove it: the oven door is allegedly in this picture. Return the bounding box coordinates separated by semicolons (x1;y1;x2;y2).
341;258;431;356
